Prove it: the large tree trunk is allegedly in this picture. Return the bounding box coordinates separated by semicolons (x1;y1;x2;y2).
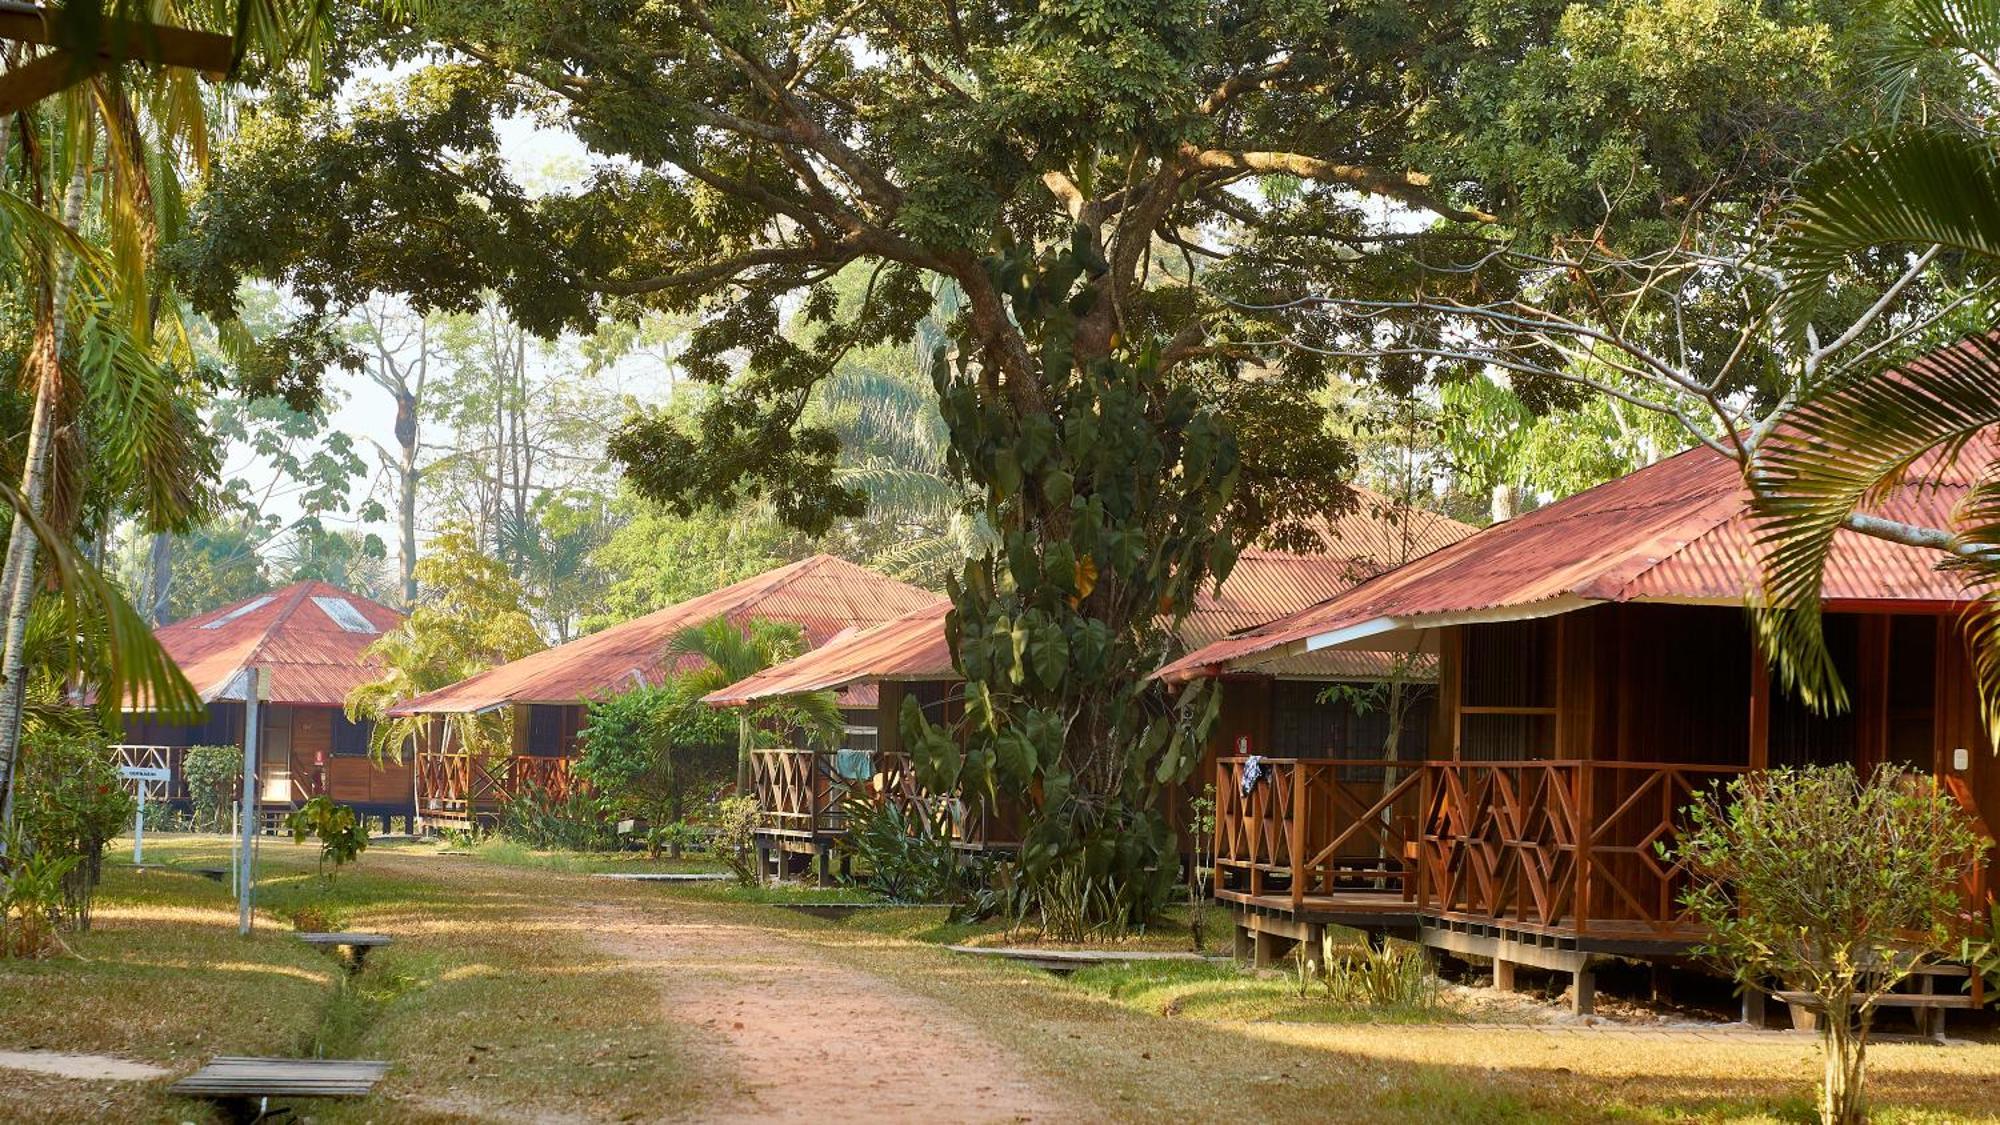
394;388;419;605
146;530;171;625
0;160;89;830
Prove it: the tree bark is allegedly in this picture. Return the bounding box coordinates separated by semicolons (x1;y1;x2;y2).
146;530;171;625
0;158;89;831
1821;995;1868;1125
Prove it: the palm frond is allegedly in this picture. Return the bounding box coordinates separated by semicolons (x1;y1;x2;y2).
1750;334;2000;723
1772;128;2000;339
0;473;202;723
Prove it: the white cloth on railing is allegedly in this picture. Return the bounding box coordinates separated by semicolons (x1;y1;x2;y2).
1239;755;1266;798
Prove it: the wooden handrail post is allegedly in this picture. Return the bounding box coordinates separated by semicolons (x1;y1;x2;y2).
1574;763;1593;936
1289;763;1307;913
1417;762;1433;914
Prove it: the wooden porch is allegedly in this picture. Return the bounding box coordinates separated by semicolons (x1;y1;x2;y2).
416;750;579;829
1216;756;1756;953
750;747;1020;879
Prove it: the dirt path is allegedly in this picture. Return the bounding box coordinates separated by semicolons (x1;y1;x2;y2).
587;902;1068;1124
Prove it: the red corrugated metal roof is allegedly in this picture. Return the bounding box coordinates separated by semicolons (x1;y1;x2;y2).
392;555;942;714
1160;423;1999;682
706;495;1477;703
149;581;405;706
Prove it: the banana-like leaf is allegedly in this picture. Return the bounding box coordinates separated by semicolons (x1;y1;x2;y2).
1750;334;2000;734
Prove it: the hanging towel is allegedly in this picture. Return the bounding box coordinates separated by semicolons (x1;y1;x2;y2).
833;748;875;781
1239;755;1266;798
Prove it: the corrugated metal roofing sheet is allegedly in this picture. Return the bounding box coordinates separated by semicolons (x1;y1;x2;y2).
706;494;1477;703
393;554;942;714
149;581;405;706
1160;418;1999;681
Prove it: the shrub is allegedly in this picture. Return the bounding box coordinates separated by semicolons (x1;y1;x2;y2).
576;681;737;856
286;796;370;880
498;782;615;851
15;727;132;931
712;795;761;886
836;794;965;903
1671;765;1986;1125
0;828;73;958
182;745;243;831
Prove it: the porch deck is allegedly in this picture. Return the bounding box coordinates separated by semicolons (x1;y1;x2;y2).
1214;756;1746;950
750;748;1020;855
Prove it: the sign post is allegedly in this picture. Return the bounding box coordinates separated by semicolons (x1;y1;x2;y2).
237;667;268;937
118;764;170;864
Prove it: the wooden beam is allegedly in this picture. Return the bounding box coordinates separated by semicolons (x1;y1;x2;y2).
0;3;233;75
0;45;97;114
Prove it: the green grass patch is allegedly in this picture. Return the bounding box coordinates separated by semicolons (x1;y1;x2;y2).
1064;956;1468;1025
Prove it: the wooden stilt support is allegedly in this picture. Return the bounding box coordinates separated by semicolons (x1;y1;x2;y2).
1233;923;1253;964
1493;959;1517;992
1740;986;1766;1028
1570;968;1595;1016
1252;929;1292;969
815;844;833;888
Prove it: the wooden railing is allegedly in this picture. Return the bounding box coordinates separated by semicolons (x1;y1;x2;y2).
1417;760;1748;937
111;743;184;801
1215;757;1423;911
751;749;925;838
417;752;578;821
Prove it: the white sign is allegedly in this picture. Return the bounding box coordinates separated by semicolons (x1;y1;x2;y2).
119;765;170;782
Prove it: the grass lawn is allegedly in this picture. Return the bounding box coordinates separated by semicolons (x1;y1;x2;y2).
3;836;1999;1122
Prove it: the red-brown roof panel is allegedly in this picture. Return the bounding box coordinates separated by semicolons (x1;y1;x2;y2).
148;581;404;706
393;555;942;714
1161;424;1997;681
707;495;1478;703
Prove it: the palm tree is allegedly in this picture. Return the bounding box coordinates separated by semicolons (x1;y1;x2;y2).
665;617;845;791
1752;0;2000;735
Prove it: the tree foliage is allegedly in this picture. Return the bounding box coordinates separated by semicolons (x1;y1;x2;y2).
1672;765;1986;1125
345;525;544;760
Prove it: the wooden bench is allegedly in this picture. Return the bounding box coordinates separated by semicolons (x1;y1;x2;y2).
169;1056;387;1119
296;932;393;970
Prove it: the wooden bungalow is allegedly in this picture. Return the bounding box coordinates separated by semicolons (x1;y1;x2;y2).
120;581;412;829
390;554;941;831
1160;434;2000;1017
706;493;1475;880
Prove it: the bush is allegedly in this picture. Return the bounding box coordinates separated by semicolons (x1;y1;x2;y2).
286;796;369;880
574;682;734;856
836;795;965;903
1672;765;1986;1125
0;828;73;958
712;796;761;886
15;726;132;931
182;744;243;831
1293;934;1440;1011
497;782;615;851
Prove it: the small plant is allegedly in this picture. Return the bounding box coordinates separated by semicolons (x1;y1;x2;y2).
0;830;75;959
1030;855;1129;944
647;820;705;860
713;796;761;886
836;794;964;903
1187;785;1216;951
287;902;346;933
1671;765;1986;1125
287;796;370;880
497;781;615;851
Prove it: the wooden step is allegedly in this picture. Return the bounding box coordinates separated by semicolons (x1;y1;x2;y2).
168;1057;387;1099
